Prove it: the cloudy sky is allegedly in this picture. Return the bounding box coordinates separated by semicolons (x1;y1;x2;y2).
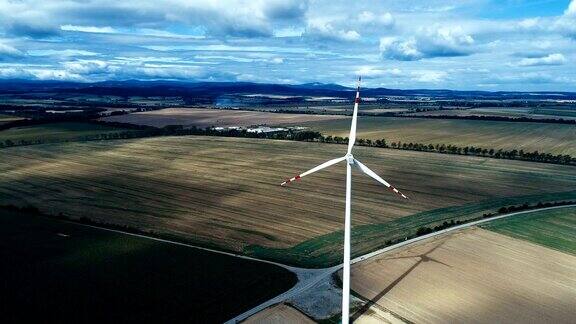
0;0;575;90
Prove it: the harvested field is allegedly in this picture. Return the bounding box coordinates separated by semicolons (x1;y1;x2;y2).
243;303;314;324
0;208;296;323
1;137;575;266
350;228;576;324
407;106;576;120
0;122;138;145
303;117;576;155
0;136;576;261
484;206;576;255
101;107;346;128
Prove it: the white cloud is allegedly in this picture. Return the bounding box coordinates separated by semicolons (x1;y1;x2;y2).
566;0;576;15
380;25;474;61
28;49;99;57
60;25;116;34
517;53;567;67
0;43;24;57
305;18;361;42
357;11;394;27
379;37;421;61
356;66;402;78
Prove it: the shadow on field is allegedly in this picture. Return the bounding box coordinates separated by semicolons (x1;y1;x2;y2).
0;208;297;323
351;240;451;322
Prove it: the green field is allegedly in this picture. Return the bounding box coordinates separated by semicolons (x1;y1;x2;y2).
1;136;575;267
0;207;296;323
484;206;576;255
247;191;576;266
0;122;139;146
302;117;576;156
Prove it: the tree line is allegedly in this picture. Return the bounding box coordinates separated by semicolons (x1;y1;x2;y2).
1;120;574;166
317;135;575;166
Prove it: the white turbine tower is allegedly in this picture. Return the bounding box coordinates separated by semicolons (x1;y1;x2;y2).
281;77;408;324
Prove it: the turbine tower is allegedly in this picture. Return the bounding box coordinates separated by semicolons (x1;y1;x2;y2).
281;77;408;324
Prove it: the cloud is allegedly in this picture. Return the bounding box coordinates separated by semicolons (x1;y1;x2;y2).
28;49;100;57
356;66;402;78
60;25;116;34
380;26;474;61
566;0;576;15
305;18;361;42
262;0;309;20
5;22;60;38
357;11;394;27
411;70;448;83
517;53;567;67
0;67;85;81
554;0;576;39
0;43;24;58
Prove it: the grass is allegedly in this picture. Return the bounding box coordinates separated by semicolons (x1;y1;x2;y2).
484;206;576;255
0;207;296;323
303;116;576;156
1;136;575;267
246;191;576;267
0;122;139;145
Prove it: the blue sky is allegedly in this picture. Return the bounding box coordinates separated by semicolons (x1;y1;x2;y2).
0;0;575;91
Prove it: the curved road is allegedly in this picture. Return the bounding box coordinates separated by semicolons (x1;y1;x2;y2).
63;204;575;323
225;204;576;323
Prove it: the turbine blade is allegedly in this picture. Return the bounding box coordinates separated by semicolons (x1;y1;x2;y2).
281;156;346;186
353;159;408;199
347;76;361;154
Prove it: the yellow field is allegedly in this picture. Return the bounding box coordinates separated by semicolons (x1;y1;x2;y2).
350;228;576;323
1;136;575;256
303;117;576;156
101;107;345;128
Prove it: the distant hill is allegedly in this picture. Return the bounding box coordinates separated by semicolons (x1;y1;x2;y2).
0;79;574;100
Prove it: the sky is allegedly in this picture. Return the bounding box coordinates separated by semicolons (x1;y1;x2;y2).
0;0;575;91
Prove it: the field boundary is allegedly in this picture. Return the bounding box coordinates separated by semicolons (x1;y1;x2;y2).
227;203;576;323
5;203;571;322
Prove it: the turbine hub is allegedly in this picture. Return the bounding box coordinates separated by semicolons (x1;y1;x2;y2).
346;154;354;164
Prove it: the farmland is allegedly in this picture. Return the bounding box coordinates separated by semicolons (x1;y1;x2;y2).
1;136;575;266
303;117;576;156
0;207;296;323
244;303;315;323
101;107;346;128
0;122;139;146
484;206;576;255
407;106;576;120
350;228;576;324
0;114;24;125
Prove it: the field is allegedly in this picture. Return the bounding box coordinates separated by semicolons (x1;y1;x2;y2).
350;228;576;323
1;136;575;266
303;117;576;156
407;106;576;120
244;303;315;323
0;122;139;145
0;114;25;126
101;107;346;128
484;206;576;255
0;207;296;323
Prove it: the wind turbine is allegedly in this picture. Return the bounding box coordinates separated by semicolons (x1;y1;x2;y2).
281;77;408;324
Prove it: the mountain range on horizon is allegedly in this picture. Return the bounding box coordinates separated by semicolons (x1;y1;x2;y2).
0;79;575;100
